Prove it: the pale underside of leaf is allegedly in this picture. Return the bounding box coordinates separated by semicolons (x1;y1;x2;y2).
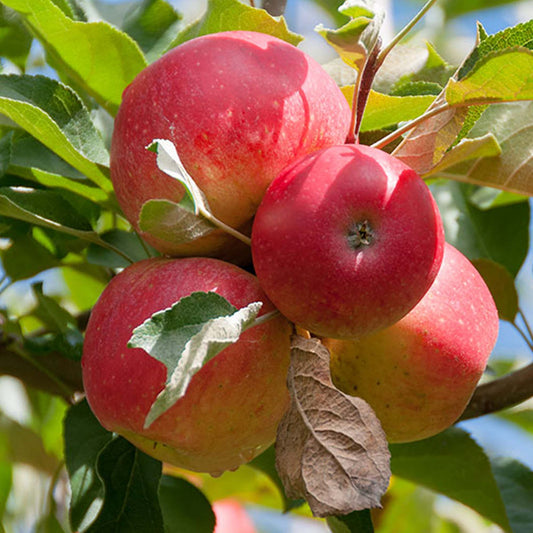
434;101;533;195
393;91;469;175
128;291;262;429
276;335;390;518
147;139;211;216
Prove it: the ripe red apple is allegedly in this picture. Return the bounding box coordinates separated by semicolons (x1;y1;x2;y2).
82;257;291;474
251;143;444;338
326;242;499;442
111;30;351;258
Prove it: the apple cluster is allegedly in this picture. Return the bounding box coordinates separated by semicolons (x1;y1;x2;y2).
82;31;499;474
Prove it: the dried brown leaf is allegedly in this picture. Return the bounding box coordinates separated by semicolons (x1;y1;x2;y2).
275;335;391;518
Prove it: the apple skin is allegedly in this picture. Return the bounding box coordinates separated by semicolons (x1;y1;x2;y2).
81;257;291;474
110;30;351;258
251;143;444;338
325;243;499;443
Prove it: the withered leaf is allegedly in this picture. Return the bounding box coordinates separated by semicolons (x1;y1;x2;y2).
275;335;391;518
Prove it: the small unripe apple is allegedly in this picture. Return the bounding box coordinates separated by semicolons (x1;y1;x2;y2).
326;243;499;442
111;30;351;258
82;257;291;473
251;144;444;338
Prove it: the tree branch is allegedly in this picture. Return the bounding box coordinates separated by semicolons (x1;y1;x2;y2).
459;362;533;421
262;0;287;16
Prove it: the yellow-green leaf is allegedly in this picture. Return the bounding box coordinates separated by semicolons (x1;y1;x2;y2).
447;48;533;106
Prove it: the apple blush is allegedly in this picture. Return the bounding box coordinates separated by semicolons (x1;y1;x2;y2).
110;30;351;258
251;143;445;339
81;257;291;474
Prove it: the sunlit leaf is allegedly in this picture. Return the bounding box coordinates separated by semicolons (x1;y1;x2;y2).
2;0;147;115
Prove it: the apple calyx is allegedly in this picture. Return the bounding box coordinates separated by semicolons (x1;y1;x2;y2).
347;220;374;249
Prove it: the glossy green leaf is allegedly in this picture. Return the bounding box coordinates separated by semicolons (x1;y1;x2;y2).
159;475;215;533
171;0;301;48
64;400;113;532
390;427;511;531
0;75;111;190
447;49;533;106
2;0;147;115
471;258;518;322
128;291;262;428
431;181;529;277
86;437;164;533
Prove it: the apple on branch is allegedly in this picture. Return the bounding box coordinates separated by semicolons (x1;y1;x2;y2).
251;143;445;338
81;256;291;474
110;30;351;260
325;242;499;442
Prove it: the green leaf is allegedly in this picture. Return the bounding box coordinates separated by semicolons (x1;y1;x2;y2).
0;186;94;233
358;90;434;132
434;101;533;196
491;457;533;533
0;233;59;280
159;475;215;533
86;229;156;268
171;0;301;48
63;399;113;532
326;509;374;533
458;19;533;79
129;291;262;429
86;437;164;533
431;180;529;277
122;0;183;63
441;0;522;20
447;49;533;106
3;0;147;115
471;259;518;322
7;131;110;205
138;198;215;245
0;5;33;70
390;427;511;532
0;75;111;191
316;0;383;71
424;133;501;177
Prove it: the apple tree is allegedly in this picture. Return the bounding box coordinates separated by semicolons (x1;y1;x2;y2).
0;0;533;531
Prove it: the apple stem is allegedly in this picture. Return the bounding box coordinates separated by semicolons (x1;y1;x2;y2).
370;102;451;150
376;0;439;72
198;207;252;246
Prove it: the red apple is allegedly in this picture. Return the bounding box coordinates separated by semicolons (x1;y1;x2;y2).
251;143;444;338
110;30;351;258
82;257;291;473
326;243;499;442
